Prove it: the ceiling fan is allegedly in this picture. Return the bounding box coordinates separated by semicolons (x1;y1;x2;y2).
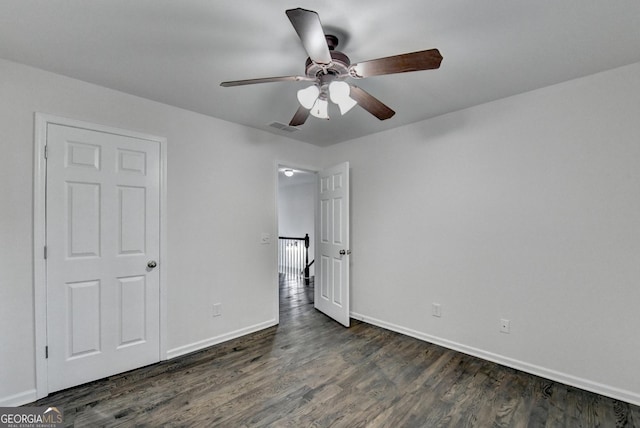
220;8;443;126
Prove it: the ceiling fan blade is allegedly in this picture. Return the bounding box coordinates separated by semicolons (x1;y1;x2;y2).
289;105;310;126
220;75;314;87
349;85;396;120
286;8;332;65
350;49;443;78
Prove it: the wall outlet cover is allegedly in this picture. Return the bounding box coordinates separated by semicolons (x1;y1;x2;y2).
500;318;510;333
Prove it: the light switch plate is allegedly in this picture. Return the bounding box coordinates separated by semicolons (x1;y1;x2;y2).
432;303;442;317
213;303;222;317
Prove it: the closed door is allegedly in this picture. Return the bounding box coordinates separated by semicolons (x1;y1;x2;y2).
316;162;350;327
46;124;161;392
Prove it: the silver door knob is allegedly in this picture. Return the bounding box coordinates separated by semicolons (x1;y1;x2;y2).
339;250;346;255
147;260;157;269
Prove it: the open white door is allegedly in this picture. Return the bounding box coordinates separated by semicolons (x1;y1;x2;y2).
46;124;161;392
315;162;350;327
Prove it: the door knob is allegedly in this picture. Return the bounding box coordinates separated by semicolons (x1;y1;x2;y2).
339;250;351;255
147;260;157;269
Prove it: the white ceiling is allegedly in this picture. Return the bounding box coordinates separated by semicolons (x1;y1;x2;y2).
1;1;639;147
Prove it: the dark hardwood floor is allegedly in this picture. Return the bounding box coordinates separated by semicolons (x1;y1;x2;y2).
30;274;639;427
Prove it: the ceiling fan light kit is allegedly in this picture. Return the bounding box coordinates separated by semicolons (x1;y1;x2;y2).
220;8;442;127
329;81;357;115
296;81;356;119
310;97;329;120
297;85;320;109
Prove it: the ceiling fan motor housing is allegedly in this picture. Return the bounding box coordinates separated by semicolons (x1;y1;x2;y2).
304;35;351;80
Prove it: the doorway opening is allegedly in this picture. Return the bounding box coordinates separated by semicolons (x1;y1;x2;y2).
277;166;317;314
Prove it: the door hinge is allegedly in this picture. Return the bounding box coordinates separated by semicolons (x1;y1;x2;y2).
44;145;48;159
44;245;47;259
45;346;49;359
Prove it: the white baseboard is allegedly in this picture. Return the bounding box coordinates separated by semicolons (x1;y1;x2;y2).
0;321;277;407
7;315;638;407
166;319;278;360
0;389;37;407
351;311;640;407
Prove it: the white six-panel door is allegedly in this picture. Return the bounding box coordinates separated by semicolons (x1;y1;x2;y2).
46;124;161;392
316;162;350;327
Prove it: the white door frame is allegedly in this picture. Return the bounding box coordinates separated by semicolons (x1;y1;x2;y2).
33;113;168;399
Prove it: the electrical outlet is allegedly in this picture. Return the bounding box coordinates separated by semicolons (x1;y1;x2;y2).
500;318;510;333
432;303;442;318
213;303;222;317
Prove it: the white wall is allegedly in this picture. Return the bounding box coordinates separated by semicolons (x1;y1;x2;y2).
324;62;640;405
0;58;322;405
2;54;639;406
278;174;315;275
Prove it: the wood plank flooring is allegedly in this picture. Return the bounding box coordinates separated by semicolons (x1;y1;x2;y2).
29;274;639;427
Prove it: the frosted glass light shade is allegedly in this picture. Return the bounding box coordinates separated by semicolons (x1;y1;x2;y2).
297;85;320;109
329;81;357;115
310;98;329;119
